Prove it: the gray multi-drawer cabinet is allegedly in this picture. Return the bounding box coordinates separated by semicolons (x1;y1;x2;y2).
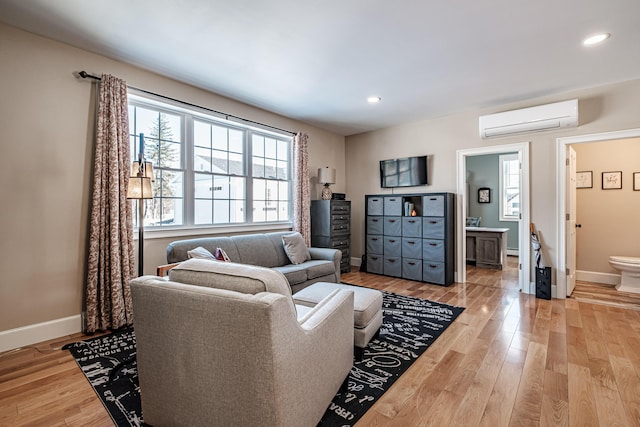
365;193;455;286
310;200;351;273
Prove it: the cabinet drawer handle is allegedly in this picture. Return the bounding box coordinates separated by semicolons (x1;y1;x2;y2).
389;198;397;201
429;243;437;246
389;219;396;223
429;197;437;201
429;264;438;268
389;239;396;243
408;241;416;245
429;221;437;224
388;259;396;263
408;220;416;223
372;199;380;202
408;262;416;266
372;219;379;222
371;237;378;241
371;256;379;260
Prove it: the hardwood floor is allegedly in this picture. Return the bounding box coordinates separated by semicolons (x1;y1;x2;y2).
2;263;640;426
571;280;640;310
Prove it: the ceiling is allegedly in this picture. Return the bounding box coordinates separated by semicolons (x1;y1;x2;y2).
1;0;639;136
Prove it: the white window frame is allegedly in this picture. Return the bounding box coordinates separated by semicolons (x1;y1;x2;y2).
499;153;520;222
128;93;293;237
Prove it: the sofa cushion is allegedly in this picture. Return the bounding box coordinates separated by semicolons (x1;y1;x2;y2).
168;258;292;298
272;265;308;286
282;232;311;265
303;260;337;280
231;234;280;268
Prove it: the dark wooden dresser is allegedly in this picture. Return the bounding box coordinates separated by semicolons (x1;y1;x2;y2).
310;200;351;273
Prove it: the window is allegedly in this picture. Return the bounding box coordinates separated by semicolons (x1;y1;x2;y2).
251;134;290;222
499;153;520;221
128;95;292;230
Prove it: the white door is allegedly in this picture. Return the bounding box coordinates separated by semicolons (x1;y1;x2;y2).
566;146;577;296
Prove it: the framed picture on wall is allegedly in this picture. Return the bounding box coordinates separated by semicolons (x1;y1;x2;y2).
478;187;490;203
576;171;592;189
634;172;640;191
602;171;622;190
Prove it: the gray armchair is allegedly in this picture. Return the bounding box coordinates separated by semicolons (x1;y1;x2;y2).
130;260;354;427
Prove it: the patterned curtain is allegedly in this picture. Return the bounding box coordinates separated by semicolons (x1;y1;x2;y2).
85;74;135;333
292;132;311;245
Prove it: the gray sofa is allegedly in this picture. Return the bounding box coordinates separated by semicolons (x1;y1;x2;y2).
166;231;341;293
131;259;354;426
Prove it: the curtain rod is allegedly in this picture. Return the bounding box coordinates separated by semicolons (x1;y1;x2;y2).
78;71;296;136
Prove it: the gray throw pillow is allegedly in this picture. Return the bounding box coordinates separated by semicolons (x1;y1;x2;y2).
187;246;215;260
282;232;311;265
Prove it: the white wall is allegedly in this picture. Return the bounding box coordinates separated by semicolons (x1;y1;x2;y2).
0;22;345;335
346;80;640;284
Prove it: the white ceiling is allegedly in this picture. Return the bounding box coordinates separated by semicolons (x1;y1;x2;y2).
1;0;639;136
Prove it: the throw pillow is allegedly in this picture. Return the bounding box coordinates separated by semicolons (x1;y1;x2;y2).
214;247;231;262
282;232;311;265
187;246;215;260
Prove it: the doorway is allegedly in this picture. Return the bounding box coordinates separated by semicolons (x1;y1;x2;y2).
456;142;531;293
556;128;640;298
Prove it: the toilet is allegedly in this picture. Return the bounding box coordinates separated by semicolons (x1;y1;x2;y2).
609;256;640;293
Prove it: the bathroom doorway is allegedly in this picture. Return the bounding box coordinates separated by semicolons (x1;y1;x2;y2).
556;128;640;300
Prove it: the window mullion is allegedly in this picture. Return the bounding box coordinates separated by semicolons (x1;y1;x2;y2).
246;130;253;223
184;114;194;226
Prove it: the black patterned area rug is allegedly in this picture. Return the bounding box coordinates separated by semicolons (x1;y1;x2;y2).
64;289;464;427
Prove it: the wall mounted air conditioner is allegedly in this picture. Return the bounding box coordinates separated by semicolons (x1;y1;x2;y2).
479;99;578;139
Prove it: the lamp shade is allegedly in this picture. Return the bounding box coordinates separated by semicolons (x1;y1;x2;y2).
131;161;155;181
318;167;336;184
127;176;154;199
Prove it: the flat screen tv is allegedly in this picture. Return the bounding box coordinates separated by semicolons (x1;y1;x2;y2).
380;155;428;188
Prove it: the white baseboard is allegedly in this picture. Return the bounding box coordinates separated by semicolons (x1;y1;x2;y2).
506;249;519;256
576;270;620;286
0;315;82;353
351;256;362;267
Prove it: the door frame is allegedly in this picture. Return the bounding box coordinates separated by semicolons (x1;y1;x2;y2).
555;127;640;298
456;142;530;293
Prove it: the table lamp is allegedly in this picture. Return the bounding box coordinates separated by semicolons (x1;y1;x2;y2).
318;167;336;200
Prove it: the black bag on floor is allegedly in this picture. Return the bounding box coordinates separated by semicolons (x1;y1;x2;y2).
359;255;367;272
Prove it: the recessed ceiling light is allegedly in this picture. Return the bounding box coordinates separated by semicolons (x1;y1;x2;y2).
583;33;610;46
367;96;382;104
